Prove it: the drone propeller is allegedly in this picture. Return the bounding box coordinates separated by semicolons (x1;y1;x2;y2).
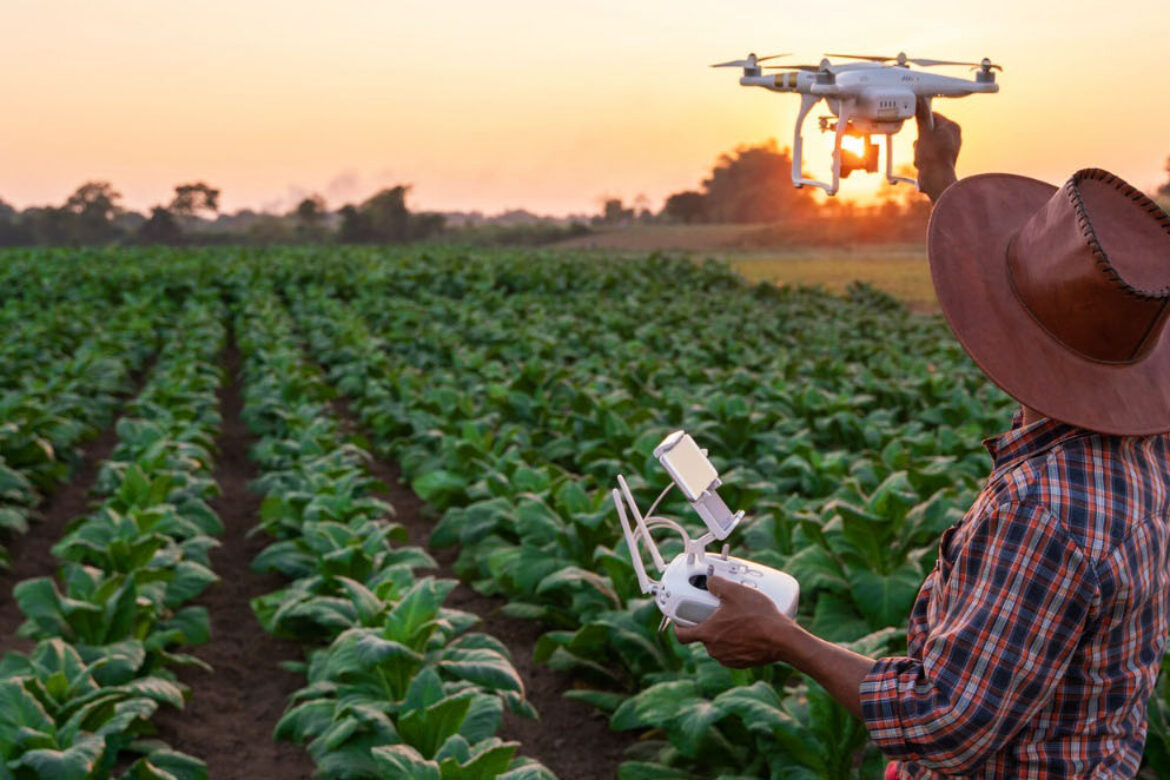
824;52;896;63
764;57;836;73
826;51;1002;71
710;53;788;69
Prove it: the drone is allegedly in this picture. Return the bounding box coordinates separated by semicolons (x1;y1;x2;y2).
712;51;1001;195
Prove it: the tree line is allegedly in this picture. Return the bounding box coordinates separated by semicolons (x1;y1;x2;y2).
0;182;446;247
4;150;1165;248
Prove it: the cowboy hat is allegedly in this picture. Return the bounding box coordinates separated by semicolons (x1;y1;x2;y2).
928;168;1170;435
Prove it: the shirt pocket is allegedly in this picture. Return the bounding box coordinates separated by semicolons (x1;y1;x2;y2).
934;523;961;583
926;522;964;626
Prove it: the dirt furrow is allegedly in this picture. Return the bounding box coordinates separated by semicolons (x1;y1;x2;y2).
151;341;314;779
331;398;630;780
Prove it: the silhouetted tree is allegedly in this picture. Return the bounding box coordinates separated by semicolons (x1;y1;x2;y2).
337;185;444;244
595;198;634;226
1159;156;1170;199
292;194;328;241
701;141;817;223
138;207;182;244
294;195;325;226
663;190;707;224
170;182;220;218
59;181;125;244
0;198;31;246
364;186;411;241
337;204;374;243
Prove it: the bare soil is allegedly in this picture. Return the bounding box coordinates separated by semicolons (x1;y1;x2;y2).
151;343;314;778
333;399;632;780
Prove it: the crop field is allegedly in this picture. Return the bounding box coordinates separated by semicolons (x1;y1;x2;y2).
2;247;1169;779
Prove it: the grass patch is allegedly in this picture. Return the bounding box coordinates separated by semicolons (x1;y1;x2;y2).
726;246;936;311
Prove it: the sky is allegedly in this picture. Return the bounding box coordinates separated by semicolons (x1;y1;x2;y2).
3;0;1169;216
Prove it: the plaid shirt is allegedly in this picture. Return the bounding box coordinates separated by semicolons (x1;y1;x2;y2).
861;413;1170;777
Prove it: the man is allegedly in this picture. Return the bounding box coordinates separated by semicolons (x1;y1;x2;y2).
676;103;1170;777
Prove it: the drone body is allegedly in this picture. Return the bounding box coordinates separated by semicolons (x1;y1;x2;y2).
713;52;1001;195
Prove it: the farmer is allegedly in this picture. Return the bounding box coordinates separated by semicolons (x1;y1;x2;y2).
676;102;1170;777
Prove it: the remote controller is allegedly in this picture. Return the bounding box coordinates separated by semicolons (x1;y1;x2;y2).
614;431;800;628
657;551;799;627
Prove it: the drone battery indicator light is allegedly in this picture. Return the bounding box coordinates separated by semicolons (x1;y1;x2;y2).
656;432;718;502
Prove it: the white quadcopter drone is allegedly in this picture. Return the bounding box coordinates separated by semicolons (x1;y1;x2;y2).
614;431;799;629
712;51;1002;195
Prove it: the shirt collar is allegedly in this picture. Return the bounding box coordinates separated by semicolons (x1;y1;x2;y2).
983;409;1088;472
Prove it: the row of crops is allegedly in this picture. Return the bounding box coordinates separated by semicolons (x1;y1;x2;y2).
233;287;551;778
2;296;225;778
0;290;158;569
1;246;1167;777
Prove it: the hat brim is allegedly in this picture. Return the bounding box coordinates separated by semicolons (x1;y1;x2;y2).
928;173;1170;435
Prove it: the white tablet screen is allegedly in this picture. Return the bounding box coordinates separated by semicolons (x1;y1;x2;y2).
660;434;717;501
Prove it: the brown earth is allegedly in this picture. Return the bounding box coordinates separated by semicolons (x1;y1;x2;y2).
332;398;632;780
151;343;315;778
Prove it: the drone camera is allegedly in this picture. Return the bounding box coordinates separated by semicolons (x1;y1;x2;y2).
841;132;880;177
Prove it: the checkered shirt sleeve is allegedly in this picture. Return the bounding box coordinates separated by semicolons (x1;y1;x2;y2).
859;498;1097;774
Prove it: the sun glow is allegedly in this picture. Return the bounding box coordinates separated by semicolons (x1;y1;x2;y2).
840;133;871;159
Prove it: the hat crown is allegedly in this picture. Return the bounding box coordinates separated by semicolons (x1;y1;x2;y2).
1007;169;1170;363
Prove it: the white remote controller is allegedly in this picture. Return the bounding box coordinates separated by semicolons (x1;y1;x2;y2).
657;552;799;628
614;431;800;628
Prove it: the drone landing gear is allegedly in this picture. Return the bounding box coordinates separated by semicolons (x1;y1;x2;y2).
792;94;839;195
885;134;917;188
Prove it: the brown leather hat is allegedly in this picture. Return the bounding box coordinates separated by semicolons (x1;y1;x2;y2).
929;168;1170;435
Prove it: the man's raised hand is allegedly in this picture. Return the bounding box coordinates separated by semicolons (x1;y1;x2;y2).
914;97;962;203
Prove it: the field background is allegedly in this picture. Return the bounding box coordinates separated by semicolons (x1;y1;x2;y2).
2;247;1167;780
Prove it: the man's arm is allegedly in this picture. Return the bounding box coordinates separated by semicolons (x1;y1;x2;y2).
677;500;1096;773
674;575;874;718
914;98;961;203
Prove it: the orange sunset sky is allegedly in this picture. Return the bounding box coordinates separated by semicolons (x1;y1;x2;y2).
3;0;1168;216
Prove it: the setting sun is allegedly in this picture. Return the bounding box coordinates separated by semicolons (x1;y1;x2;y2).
840;133;872;160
